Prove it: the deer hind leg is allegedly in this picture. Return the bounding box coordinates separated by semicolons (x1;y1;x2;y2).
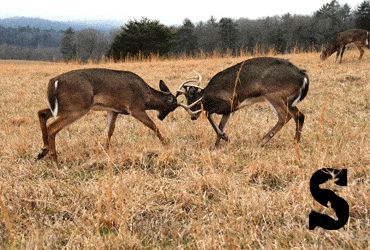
37;109;89;164
259;98;292;147
288;106;305;143
355;44;365;60
130;109;167;145
37;108;53;159
213;113;231;148
106;111;119;146
47;112;90;163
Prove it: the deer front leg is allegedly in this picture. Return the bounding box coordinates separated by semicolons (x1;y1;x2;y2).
214;113;231;147
207;113;229;147
106;111;119;147
130;110;168;145
338;45;346;63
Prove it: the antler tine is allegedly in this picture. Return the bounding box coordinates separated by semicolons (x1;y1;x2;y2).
176;89;186;97
176;70;202;97
183;70;202;82
192;70;202;83
178;103;202;117
178;97;203;117
183;83;204;90
176;79;196;97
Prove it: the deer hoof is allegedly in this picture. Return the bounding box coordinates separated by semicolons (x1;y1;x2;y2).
161;138;169;146
219;133;228;141
37;148;49;160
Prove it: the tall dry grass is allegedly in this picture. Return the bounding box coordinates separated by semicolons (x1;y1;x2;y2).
0;50;369;249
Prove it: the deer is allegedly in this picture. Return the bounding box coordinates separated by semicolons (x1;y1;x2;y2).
321;29;370;63
37;68;178;165
176;57;309;148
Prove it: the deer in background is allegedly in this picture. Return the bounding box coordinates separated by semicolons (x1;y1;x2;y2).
321;29;370;63
37;68;178;165
177;57;309;147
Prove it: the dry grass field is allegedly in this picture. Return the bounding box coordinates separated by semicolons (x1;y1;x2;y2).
0;50;370;249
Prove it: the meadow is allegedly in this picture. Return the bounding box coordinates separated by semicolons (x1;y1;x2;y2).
0;50;369;249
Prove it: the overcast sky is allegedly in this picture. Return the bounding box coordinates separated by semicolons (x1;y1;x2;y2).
0;0;365;25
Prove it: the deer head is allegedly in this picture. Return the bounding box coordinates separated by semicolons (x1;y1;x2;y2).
176;71;203;120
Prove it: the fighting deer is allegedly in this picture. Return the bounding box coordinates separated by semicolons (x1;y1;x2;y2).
321;29;370;63
177;57;309;147
37;68;177;164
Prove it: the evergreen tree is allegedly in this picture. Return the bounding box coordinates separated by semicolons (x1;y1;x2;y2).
194;16;219;53
355;1;370;30
108;18;172;60
314;0;353;43
218;18;239;53
60;27;76;62
172;18;198;55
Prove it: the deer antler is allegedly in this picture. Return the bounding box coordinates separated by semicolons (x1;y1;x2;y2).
176;70;203;97
177;97;203;117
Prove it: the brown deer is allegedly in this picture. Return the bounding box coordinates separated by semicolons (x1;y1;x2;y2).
37;68;178;164
176;57;309;147
321;29;370;63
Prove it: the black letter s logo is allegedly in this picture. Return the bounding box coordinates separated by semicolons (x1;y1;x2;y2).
309;168;349;230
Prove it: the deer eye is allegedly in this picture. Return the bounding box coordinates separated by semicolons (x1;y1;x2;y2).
168;96;174;103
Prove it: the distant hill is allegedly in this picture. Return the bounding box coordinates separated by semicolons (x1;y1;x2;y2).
0;17;125;33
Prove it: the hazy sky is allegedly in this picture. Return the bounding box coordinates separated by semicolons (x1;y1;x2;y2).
0;0;364;25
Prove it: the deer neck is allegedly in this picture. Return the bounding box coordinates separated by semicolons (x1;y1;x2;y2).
146;88;168;111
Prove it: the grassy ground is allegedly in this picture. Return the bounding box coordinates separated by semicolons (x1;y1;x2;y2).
0;51;369;249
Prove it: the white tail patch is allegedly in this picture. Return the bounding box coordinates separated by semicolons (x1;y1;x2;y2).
50;80;59;117
366;32;369;46
292;77;308;107
50;98;58;117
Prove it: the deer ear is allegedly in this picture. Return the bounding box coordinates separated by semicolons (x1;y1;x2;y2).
159;80;170;93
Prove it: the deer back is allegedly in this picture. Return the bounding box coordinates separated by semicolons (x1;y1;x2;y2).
47;68;177;118
200;57;307;114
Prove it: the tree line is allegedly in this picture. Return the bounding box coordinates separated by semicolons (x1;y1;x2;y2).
0;25;63;61
1;0;370;62
107;0;370;60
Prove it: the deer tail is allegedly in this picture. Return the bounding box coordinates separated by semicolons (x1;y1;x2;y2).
47;79;59;117
292;72;309;107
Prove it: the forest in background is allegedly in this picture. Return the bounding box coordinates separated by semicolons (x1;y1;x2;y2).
1;0;369;62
